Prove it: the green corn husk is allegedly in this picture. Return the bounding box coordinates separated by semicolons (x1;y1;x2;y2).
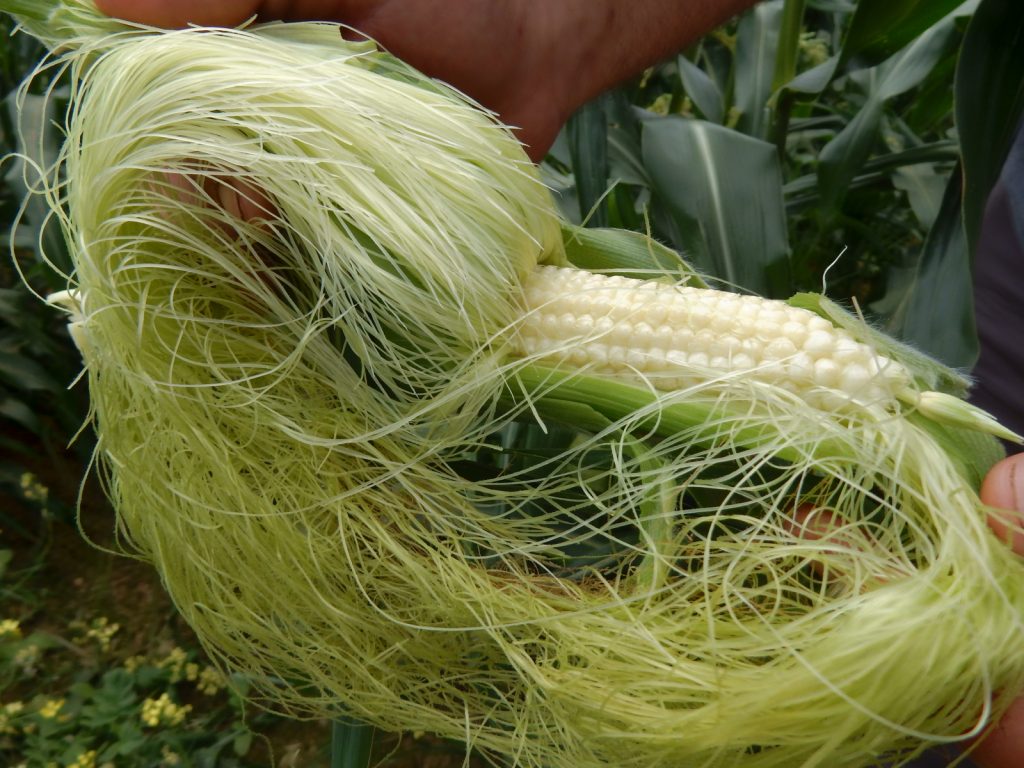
7;3;1024;768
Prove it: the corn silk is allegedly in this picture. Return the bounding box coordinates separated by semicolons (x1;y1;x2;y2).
7;2;1024;766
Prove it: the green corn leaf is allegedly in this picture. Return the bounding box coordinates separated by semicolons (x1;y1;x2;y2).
560;222;707;286
330;718;375;768
784;141;959;210
505;364;854;466
817;17;956;212
734;0;784;139
0;350;58;391
772;0;808;93
894;166;978;369
567;95;610;228
907;410;1007;489
892;164;948;230
642;117;791;297
3;89;71;270
838;0;968;71
676;54;724;124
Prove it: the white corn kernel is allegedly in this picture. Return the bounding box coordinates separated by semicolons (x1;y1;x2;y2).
765;337;798;360
803;329;836;357
689;352;710;368
814;358;841;388
516;265;913;410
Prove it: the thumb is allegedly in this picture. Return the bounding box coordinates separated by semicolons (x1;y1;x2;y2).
969;452;1024;768
980;453;1024;555
974;699;1024;768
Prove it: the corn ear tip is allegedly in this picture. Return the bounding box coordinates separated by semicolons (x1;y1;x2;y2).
913;390;1023;444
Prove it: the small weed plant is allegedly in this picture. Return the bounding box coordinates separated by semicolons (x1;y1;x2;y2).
0;477;291;768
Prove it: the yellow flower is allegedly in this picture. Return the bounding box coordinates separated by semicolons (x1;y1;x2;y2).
38;698;65;719
0;619;21;639
13;643;40;674
123;655;146;673
0;701;24;734
19;472;49;503
69;749;98;768
141;693;191;728
140;697;162;728
85;617;120;653
647;93;672;116
71;617;121;653
163;647;187;665
158;647;188;683
196;666;225;696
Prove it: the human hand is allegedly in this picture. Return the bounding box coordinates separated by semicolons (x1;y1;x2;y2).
94;0;757;161
786;452;1024;767
972;454;1024;767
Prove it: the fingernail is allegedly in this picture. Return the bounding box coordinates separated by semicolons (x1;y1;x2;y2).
995;455;1024;511
1012;455;1024;512
982;454;1024;556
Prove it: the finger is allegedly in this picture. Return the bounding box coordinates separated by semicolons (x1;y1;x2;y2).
969;453;1024;766
980;453;1024;555
214;177;276;223
786;504;843;539
94;0;261;27
499;100;565;164
156;169;277;234
972;697;1024;768
516;118;559;164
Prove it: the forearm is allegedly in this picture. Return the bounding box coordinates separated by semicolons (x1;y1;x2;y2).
478;0;758;156
486;0;758;156
93;0;761;158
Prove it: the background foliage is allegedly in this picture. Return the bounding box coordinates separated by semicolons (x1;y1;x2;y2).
548;0;1023;369
1;0;1022;766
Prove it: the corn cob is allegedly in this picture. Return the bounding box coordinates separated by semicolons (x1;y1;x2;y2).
52;270;913;411
517;265;914;412
50;267;1018;440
